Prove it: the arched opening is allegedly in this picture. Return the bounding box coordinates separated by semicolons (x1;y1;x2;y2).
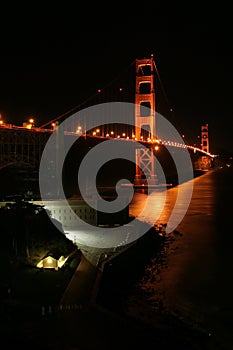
140;102;151;117
140;124;151;140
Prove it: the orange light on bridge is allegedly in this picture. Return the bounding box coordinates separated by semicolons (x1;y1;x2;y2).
76;126;82;134
23;118;34;129
51;121;59;130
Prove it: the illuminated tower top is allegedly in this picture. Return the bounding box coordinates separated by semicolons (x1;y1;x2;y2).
201;123;209;153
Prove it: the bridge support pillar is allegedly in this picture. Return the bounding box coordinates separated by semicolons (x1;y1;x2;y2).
133;55;158;187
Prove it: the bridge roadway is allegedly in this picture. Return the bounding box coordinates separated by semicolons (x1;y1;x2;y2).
0;123;216;171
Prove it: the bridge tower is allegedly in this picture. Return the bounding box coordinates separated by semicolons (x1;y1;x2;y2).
200;123;211;170
134;54;158;187
201;123;209;153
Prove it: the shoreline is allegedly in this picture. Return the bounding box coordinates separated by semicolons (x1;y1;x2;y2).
95;168;232;350
95;225;212;349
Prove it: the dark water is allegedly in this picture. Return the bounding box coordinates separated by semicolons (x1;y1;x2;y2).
97;165;233;349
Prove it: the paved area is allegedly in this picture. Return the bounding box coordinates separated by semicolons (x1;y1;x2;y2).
59;242;135;308
59;252;99;307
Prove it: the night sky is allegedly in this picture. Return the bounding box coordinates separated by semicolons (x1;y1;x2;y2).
0;9;232;155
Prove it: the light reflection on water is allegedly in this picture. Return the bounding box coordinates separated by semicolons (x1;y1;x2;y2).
128;167;233;346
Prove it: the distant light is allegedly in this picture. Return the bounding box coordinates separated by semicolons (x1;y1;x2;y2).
97;89;101;93
119;88;123;92
76;126;82;133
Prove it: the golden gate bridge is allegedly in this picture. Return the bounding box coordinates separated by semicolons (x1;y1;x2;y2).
0;55;217;176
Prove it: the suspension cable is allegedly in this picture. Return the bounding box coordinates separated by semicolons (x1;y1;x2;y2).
153;59;171;111
39;59;136;129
